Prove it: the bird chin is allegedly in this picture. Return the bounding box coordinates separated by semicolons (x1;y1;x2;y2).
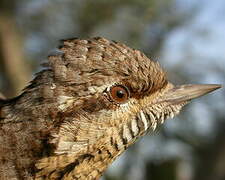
119;100;187;147
143;101;187;130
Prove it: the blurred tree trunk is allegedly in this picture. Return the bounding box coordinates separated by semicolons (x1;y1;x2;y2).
0;1;32;97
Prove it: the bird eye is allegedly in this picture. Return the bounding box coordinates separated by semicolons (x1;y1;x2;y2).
109;85;130;103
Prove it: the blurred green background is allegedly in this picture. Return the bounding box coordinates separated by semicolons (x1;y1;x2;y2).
0;0;224;180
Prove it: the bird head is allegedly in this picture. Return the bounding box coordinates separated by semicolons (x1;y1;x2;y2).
35;37;221;179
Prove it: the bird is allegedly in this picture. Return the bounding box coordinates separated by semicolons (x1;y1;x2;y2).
0;37;221;180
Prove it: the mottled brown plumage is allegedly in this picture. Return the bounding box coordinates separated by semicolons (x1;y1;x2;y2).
0;37;221;180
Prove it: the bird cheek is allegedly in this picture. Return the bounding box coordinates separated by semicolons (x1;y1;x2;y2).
82;95;113;113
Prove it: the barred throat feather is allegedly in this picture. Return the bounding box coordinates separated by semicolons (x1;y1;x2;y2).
116;102;186;148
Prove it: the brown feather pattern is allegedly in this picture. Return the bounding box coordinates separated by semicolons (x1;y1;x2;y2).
0;37;212;179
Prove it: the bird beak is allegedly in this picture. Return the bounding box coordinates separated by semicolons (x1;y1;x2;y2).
163;84;222;104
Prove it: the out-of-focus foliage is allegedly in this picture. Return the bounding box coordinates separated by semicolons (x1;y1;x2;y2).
0;0;224;180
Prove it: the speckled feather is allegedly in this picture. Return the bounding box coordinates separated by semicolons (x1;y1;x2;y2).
0;37;187;180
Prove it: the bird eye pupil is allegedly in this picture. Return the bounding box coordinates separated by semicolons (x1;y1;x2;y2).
116;90;125;98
